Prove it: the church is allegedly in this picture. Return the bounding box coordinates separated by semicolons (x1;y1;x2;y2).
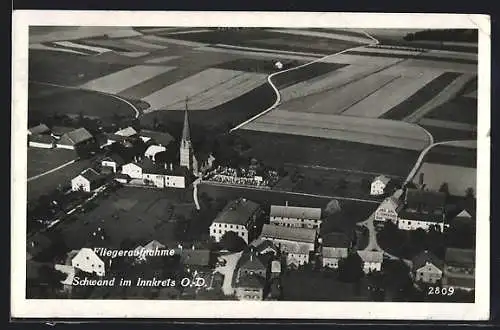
179;99;215;177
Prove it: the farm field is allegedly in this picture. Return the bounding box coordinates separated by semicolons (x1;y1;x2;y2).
420;125;476;143
28;84;138;119
424;96;477;125
27;148;78;178
164;29;364;54
423;144;476;168
234;130;419;176
412;162;476;196
54;187;195;251
243;110;430;150
27;158;94;203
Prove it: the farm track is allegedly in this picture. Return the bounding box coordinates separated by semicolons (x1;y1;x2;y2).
27;159;77;182
229;31;380;131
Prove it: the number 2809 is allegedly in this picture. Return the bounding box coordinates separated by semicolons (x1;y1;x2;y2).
428;286;455;296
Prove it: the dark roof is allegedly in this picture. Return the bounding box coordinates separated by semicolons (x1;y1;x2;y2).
250;239;279;255
260;224;317;243
51;126;76;136
321;232;351;248
139;129;175;146
398;209;445;224
29;134;54;144
138;158;189;177
445;248;475;267
442;275;475;289
78;168;102;183
405;188;446;211
270;205;321;220
102;154;125;166
29;123;50;135
213;198;261;226
412;250;444;271
180;249;211;267
238;251;267;272
236;274;265;289
58;127;93;146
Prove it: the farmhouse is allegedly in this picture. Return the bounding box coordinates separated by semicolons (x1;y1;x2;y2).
370;175;391;196
114;126;138;137
56;127;95;150
249;239;280;257
71;248;106;276
28;134;55;149
374;195;404;225
452;208;475;225
121;161;144;179
442;248;475;292
397;189;447;232
209;198;262;243
269;202;322;229
143;163;188;189
101;154;125;173
51;126;75;138
236;251;269;282
71;168;103;192
235;274;265;300
259;224;317;267
139;129;174;147
320;232;352;269
411;250;443;284
357;250;383;274
413;163;476;197
28;123;50;135
144;144;166;162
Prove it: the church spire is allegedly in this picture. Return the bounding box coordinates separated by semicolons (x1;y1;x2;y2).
182;96;190;142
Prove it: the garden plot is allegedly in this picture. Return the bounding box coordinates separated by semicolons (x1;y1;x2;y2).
142;68;249;110
243;109;429;150
281;70;405;115
344;70;451;118
80;65;176;95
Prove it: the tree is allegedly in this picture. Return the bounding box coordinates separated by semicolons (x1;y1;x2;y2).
219;231;247;252
465;187;475;199
439;182;450;196
324;199;341;216
338;253;364;283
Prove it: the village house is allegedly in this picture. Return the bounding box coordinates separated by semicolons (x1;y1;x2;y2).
271;260;282;279
122;158;187;188
114;126;138;138
56;127;95;150
269;202;322;229
320;232;352;269
236;250;269;282
442;248;475;292
28;123;51;135
121;160;144;179
101;154;125;173
28;134;55;149
235;274;266;300
357;250;384;274
374;190;404;226
259;224;317;267
370;175;391;196
209;198;263;244
452;208;475;224
411;250;443;284
71;168;103;192
139;129;174;147
71;248;106;277
397;189;448;232
249;238;280;257
54;264;76;294
50;126;75;138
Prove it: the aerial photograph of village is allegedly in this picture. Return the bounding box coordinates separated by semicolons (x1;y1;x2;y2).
26;26;478;302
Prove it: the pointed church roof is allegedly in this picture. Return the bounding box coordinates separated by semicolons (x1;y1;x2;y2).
182;99;191;142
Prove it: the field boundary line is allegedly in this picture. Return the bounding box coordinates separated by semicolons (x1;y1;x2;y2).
29;81;141;119
229;31;380;132
27;159;76;182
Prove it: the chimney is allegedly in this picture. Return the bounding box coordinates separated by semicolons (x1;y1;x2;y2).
250;254;253;261
170;163;173;171
164;163;167;170
192;245;195;250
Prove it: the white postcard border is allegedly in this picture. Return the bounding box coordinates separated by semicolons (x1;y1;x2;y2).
11;11;491;320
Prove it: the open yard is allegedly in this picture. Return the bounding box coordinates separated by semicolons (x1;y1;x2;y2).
55;187;196;251
27;148;78;178
242;110;430;150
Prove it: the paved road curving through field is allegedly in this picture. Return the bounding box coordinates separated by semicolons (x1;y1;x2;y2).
229;31;381;132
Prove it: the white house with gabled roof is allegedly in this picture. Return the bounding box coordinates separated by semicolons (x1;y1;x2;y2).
371;175;391;196
71;248;105;276
71;168;102;192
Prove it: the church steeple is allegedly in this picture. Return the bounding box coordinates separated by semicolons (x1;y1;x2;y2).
181;97;191;143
